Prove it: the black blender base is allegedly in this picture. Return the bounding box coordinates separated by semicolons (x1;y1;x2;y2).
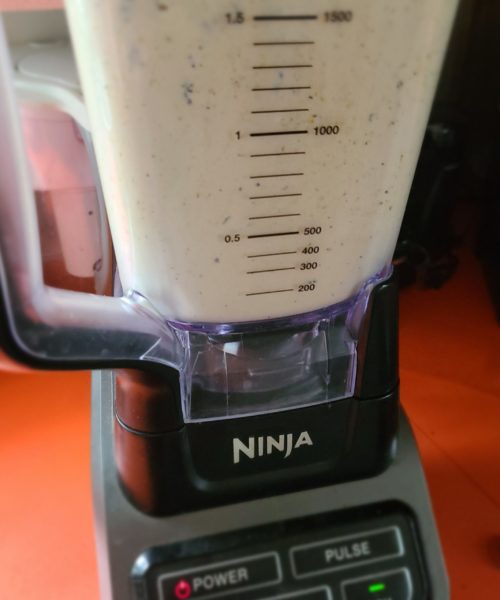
92;372;448;599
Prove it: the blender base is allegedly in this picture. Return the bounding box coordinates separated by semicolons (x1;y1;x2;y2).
92;371;448;600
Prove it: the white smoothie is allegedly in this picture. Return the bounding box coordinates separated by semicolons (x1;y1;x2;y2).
64;0;457;323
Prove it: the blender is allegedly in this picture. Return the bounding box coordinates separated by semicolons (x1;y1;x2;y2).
0;1;458;598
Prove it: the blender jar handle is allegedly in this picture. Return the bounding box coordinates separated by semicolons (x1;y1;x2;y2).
0;19;181;371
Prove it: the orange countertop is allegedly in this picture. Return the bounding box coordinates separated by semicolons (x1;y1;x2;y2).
1;248;499;599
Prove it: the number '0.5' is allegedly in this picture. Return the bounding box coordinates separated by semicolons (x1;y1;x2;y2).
224;234;240;243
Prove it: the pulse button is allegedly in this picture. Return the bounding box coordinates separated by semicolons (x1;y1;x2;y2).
158;552;282;599
341;568;413;600
290;527;403;578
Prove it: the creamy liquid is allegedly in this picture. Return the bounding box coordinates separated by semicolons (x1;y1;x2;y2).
65;0;457;323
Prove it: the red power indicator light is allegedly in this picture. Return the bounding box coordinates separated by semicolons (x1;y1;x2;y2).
174;579;192;600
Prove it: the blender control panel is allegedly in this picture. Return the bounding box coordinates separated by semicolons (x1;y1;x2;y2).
131;506;428;599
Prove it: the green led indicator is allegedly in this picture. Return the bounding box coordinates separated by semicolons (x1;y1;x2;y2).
368;582;386;593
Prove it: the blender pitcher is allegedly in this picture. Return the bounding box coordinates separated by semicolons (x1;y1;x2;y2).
0;0;458;515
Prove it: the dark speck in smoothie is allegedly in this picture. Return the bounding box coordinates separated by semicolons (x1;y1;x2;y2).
182;82;194;105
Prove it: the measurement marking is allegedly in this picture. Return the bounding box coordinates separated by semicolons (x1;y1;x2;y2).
253;64;313;70
253;15;318;21
252;86;311;92
250;130;308;137
251;108;309;114
246;288;295;296
248;251;297;258
251;151;306;157
250;172;303;179
248;267;296;274
253;41;315;46
248;231;300;239
249;213;301;220
249;193;302;200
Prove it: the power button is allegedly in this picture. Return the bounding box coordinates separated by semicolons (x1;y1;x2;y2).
158;552;282;599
